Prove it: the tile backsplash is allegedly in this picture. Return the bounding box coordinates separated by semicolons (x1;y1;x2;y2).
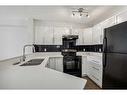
76;44;103;52
34;45;62;52
34;44;103;52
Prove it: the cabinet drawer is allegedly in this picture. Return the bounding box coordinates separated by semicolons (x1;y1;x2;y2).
90;74;101;86
87;60;102;87
90;59;102;65
92;63;102;72
88;71;102;88
87;61;101;74
90;74;100;82
91;67;102;79
86;61;92;76
92;66;100;71
92;64;102;79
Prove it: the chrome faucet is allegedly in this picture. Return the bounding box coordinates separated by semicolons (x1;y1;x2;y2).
22;44;35;62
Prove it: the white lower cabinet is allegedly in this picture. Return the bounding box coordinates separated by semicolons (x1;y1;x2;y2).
55;57;63;72
46;53;102;88
82;56;87;76
46;57;63;72
76;52;88;77
87;56;102;88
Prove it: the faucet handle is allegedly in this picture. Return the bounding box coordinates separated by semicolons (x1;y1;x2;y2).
32;46;36;53
20;57;23;62
21;56;26;62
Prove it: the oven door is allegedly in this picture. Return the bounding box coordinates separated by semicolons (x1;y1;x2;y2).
63;56;82;77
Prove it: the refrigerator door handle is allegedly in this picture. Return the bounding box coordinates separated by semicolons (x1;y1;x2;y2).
103;53;107;68
103;37;107;68
103;37;107;52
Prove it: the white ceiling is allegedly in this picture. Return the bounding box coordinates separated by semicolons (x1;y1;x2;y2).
0;6;126;27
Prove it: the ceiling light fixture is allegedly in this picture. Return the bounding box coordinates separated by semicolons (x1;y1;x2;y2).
72;8;89;18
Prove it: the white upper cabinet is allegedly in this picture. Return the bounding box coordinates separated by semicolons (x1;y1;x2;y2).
35;26;54;45
83;28;92;45
71;28;79;35
100;16;116;44
92;23;102;44
72;29;84;45
101;16;116;29
116;10;127;24
34;20;71;45
72;28;92;45
53;27;70;45
77;30;84;45
92;16;116;45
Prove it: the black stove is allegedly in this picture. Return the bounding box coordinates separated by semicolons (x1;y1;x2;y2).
62;35;82;77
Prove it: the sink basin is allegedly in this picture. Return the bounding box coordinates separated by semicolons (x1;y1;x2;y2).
20;59;44;66
13;62;20;65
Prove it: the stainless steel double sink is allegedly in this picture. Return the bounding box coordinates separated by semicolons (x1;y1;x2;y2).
13;59;44;66
20;59;44;66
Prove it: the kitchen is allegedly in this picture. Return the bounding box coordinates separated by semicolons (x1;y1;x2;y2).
0;6;127;89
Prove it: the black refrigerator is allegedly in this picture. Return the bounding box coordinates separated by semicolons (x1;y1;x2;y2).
103;21;127;89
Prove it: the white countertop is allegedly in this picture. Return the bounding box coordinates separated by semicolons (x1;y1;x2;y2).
0;52;87;89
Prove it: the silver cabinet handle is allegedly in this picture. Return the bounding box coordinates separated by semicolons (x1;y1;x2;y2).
92;66;99;71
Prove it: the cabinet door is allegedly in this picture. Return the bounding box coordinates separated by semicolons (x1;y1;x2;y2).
86;57;92;76
92;24;102;44
35;26;53;45
55;57;63;72
71;28;79;35
116;10;127;24
53;27;69;45
82;56;87;76
47;57;63;72
101;16;116;29
86;59;92;76
74;29;84;45
83;28;92;45
87;56;102;88
49;58;56;70
101;16;116;43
